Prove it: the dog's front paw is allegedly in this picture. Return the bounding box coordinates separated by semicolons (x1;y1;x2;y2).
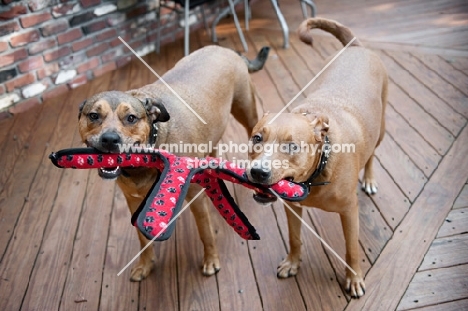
277;256;301;278
361;179;378;195
345;273;366;298
130;260;155;282
202;255;221;276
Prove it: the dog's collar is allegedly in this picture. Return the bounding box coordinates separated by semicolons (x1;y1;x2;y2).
301;136;331;189
149;122;158;146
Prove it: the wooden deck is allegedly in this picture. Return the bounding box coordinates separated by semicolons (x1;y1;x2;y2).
1;0;468;310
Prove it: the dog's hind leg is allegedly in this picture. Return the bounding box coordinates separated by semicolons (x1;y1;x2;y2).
186;184;220;276
362;155;378;195
231;81;259;135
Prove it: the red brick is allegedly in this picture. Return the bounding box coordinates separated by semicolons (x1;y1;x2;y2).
95;28;117;42
0;20;20;37
72;37;93;52
43;46;71;62
101;49;120;63
28;38;56;55
0;5;27;20
37;62;60;79
0;41;8;53
76;58;100;74
86;42;108;57
68;74;88;89
109;37;122;48
57;28;83;45
0;84;5;95
80;0;100;8
82;20;107;34
93;61;116;77
126;5;147;19
42;84;69;101
9;97;41;114
41;20;68;36
10;29;41;47
5;73;36;92
18;55;44;73
20;12;52;28
0;49;28;68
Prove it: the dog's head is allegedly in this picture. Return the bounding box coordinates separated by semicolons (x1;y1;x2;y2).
246;112;329;185
78;90;170;179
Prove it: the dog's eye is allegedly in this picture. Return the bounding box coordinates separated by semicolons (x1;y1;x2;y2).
252;134;262;144
88;113;99;121
127;115;138;123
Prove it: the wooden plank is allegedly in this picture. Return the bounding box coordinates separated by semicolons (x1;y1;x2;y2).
377;50;466;137
308;208;371;296
221;119;307;310
0;103;44;194
384;104;440;177
389;51;468;119
59;170;115;310
19;87;96;311
175;204;220;311
357;190;393;264
418;234;468;271
136;35;181;311
0;92;75;310
417;53;468;97
221;114;305;310
266;32;317;93
386;81;453;155
397;264;468;310
454;184;468;209
289;33;329;75
436;207;468;238
242;32;285;114
443;56;468;71
99;189;141;311
375;133;427;203
272;191;348;310
406;298;468;311
214;35;265;310
248;31;303;111
345;121;468;311
366;158;411;230
0;115;15;148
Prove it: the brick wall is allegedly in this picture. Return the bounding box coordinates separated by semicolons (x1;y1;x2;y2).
0;0;222;119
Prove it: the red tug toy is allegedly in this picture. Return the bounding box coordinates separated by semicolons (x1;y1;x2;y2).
49;148;309;241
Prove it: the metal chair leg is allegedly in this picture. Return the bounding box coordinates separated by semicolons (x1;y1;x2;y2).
156;4;161;53
300;0;317;17
227;0;248;52
270;0;289;48
184;0;190;56
245;0;249;31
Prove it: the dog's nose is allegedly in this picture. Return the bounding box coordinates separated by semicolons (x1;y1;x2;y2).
250;167;271;183
100;132;121;151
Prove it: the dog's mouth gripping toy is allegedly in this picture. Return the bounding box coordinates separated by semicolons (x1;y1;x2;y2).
49;148;309;241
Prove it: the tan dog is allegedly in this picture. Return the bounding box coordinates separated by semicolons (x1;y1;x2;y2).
246;18;387;298
78;45;269;281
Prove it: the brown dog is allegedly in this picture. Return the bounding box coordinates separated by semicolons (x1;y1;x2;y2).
246;18;387;298
78;45;269;281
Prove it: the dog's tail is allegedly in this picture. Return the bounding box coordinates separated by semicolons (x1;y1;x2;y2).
240;46;270;73
297;18;362;47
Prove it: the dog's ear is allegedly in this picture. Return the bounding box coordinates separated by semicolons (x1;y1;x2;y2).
310;115;329;142
144;98;170;123
78;100;86;120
